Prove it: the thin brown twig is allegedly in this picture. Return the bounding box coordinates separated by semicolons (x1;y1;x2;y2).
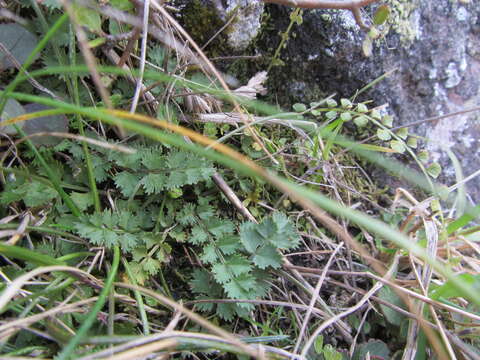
263;0;377;9
292;267;480;322
14;132;136;154
293;242;344;354
263;0;379;29
300;253;400;357
115;283;266;360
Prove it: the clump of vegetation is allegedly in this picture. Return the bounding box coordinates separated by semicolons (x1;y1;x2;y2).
0;1;479;360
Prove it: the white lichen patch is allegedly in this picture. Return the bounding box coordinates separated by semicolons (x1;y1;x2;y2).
386;0;421;46
445;62;462;88
218;0;264;50
456;7;468;22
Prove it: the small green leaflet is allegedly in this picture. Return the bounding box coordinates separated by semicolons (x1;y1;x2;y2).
212;255;252;284
240;213;300;269
74;210;143;252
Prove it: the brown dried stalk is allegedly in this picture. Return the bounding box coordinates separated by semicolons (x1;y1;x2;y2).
263;0;380;29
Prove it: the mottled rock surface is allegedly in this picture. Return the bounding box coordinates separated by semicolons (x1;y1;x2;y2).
258;0;480;203
174;0;264;51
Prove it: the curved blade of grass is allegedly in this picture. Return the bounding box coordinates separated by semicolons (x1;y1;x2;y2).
4;92;479;306
56;245;120;360
0;243;65;266
0;223;82;241
447;204;480;235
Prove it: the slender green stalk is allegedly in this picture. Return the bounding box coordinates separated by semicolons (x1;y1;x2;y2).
14;125;81;217
0;243;65;266
57;246;120;360
69;23;101;212
122;258;151;335
0;223;81;240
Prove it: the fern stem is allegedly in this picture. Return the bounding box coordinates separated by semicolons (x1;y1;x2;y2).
157;267;173;299
57;245;120;360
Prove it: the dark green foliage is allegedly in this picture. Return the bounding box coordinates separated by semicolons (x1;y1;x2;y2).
188;210;300;319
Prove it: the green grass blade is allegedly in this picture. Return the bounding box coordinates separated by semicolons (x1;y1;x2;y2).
57;245;120;360
0;244;65;266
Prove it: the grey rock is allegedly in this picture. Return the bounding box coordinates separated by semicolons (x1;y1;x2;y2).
173;0;264;51
23;103;69;146
255;1;480;203
213;0;264;51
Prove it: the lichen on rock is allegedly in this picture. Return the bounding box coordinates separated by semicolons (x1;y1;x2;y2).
175;0;264;51
213;0;264;51
385;0;421;46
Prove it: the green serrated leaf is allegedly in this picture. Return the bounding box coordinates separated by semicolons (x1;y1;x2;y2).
396;127;408;139
340;112;352;121
239;222;264;253
252;244;283;269
201;244;218;264
143;257;161;275
212;255;251;284
23;181;58;207
74;210;140;252
73;4;102;32
191;269;214;294
70;192;94;211
217;235;241;255
418;150;429;163
326;99;337;108
381;114;393;127
390;140;405;153
340;98;353;109
293;103;307;112
370;109;382;120
224;274;257;299
325;111;337;120
427;162;442;179
406;136;418;148
114;171;141;197
354;115;369;128
376;128;391;141
188;225;209;244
